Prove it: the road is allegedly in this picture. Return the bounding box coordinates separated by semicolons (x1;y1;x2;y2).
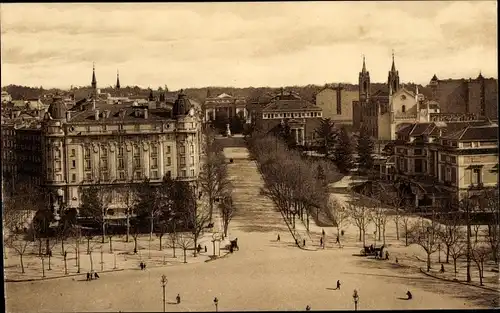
5;147;493;312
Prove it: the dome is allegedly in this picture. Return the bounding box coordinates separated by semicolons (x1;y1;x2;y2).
48;97;68;119
172;91;192;117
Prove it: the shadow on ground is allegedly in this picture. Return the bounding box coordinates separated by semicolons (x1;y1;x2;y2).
354;258;499;308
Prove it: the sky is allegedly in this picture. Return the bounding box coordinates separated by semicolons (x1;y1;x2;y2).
0;1;497;90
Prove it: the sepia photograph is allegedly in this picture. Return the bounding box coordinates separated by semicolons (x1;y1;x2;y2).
1;1;498;312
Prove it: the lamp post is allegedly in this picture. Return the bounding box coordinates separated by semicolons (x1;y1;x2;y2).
161;275;168;313
353;289;359;311
213;297;219;312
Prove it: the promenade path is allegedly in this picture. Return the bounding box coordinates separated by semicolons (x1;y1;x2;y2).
5;147;496;312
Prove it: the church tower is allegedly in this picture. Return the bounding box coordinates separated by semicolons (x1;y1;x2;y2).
358;55;371;103
91;62;97;98
116;70;121;89
387;51;400;93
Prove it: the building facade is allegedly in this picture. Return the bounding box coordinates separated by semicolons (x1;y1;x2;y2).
428;73;498;119
204;92;248;122
42;88;202;221
315;84;358;125
382;120;499;208
259;90;323;146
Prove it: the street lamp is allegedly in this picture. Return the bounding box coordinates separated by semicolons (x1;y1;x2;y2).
353;289;359;311
213;297;219;312
161;275;168;313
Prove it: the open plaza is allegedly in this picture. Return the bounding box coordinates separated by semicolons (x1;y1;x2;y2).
5;146;498;312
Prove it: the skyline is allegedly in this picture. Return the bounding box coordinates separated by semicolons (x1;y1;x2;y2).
1;2;497;90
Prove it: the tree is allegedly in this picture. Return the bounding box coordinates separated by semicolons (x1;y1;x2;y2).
199;140;231;221
176;233;194;263
470;243;491;286
448;230;466;277
437;213;463;263
408;214;440;272
314;118;336;157
400;205;414;246
356;125;375;175
155;221;168;251
346;200;370;245
79;184;111;243
478;189;499;264
130;219;141;254
333;126;354;174
328;197;349;244
220;196;235;238
4;231;32;274
182;183;210;257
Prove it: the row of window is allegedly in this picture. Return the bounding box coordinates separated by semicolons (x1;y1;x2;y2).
263;111;322;119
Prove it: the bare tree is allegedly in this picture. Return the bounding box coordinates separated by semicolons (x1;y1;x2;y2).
220;196;235;238
79;184;112;244
479;189;499;264
400;206;414;246
472;224;481;244
167;229;178;258
408;214;440;272
176;233;194;263
437;213;463;263
4;231;32;274
448;235;466;278
328;197;349;244
155;221;168;251
345;200;370;246
470;243;491;286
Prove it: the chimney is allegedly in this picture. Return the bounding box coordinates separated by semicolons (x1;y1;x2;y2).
66;111;72;121
95;109;100;121
144;108;149;119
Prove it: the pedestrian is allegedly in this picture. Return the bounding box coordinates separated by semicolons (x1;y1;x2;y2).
143;263;146;270
322;229;325;236
385;251;389;260
335;236;339;244
306;305;311;311
320;237;323;247
395;257;399;264
406;291;412;300
94;272;99;279
86;272;90;281
295;239;299;245
336;280;341;290
204;245;207;253
341;230;344;236
440;264;445;273
140;262;144;270
176;294;181;304
277;234;280;242
303;239;306;247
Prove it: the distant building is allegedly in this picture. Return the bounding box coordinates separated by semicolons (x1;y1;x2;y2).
204;91;247;122
427;73;498;119
1;123;16;194
258;89;323;146
1;91;12;103
315;84;358;125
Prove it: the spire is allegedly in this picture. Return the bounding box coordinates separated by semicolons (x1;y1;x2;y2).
116;70;120;89
391;50;396;72
91;62;97;89
362;54;367;73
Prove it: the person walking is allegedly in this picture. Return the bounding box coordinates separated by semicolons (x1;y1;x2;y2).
306;305;311;311
320;237;323;248
336;280;341;290
86;272;91;281
303;239;306;247
277;234;280;242
335;236;339;244
94;272;99;279
176;294;181;304
322;229;325;237
440;264;445;273
406;291;413;300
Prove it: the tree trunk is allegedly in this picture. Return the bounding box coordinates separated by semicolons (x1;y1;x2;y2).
183;248;187;263
479;260;484;286
172;239;176;258
38;237;42;256
102;222;106;244
446;246;450;263
64;255;68;275
45;238;50;255
405;225;409;246
427;252;431;272
358;228;362;242
193;234;198;257
48;254;52;270
382;225;386;245
109;237;113;253
41;258;45;278
61;238;65;255
133;238;138;254
395;216;400;241
126;209;130;242
453;258;457;276
209;197;214;221
20;254;25;274
89;252;94;272
378;225;381;241
362;229;366;246
212;241;216;257
150;216;154;242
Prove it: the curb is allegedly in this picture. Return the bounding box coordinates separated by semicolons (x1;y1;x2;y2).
5;268;125;283
419;268;498;292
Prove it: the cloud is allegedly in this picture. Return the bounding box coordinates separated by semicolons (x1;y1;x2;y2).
0;1;497;89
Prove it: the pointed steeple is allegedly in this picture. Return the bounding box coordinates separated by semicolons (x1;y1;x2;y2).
391;50;396;72
91;62;97;89
116;70;121;89
362;54;367;73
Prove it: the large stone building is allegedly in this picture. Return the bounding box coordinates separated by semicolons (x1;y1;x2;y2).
258;90;323;146
41;67;202;221
315;84;358;125
427;73;498;119
204;91;247;122
380;119;498;208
